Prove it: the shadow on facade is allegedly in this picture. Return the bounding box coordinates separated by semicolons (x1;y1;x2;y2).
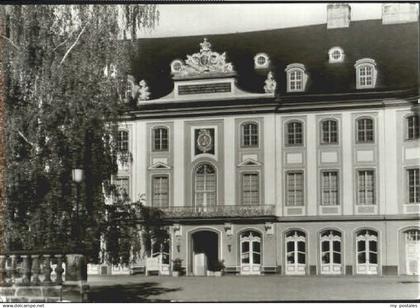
87;282;182;302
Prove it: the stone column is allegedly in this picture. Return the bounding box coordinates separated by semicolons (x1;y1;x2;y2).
42;254;52;285
31;254;41;285
21;255;31;285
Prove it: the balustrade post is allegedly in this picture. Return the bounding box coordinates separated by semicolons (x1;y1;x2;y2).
54;254;64;284
0;255;6;286
9;254;17;285
21;254;31;285
42;254;52;285
31;254;41;285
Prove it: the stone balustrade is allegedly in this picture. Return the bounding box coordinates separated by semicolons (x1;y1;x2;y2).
0;252;66;287
159;204;276;218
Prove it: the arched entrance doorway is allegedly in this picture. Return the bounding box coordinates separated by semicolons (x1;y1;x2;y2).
191;230;219;276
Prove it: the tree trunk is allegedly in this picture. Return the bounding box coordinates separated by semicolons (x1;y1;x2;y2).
0;7;6;253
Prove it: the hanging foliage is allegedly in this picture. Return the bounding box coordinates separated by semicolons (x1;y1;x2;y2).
3;5;159;262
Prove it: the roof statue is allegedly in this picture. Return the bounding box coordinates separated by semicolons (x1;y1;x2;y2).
172;38;235;78
264;71;277;94
137;80;150;104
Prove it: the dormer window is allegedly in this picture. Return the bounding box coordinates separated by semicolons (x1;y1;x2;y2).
254;53;269;69
170;60;183;74
285;63;308;92
354;58;377;89
328;47;344;63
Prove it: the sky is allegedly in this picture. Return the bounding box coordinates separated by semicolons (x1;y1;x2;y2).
138;3;384;38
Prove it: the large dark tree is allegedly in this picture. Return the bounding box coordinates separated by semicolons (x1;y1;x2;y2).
3;5;159;262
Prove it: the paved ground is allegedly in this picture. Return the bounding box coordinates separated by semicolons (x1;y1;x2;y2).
87;274;420;302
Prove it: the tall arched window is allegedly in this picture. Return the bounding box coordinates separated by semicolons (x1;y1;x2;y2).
194;163;216;207
285;230;306;275
356;118;374;143
320;230;342;274
152;127;169;151
287;121;303;146
240;231;262;275
354;58;377;89
321;119;338;144
404;229;420;275
356;229;378;274
241;122;258;147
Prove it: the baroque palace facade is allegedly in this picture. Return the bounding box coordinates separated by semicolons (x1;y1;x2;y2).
112;3;419;276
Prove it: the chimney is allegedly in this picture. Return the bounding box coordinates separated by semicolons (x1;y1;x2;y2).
327;3;351;29
382;3;419;24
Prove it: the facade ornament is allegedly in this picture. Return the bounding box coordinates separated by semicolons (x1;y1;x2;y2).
264;71;277;94
137;80;150;103
171;38;235;78
196;129;213;153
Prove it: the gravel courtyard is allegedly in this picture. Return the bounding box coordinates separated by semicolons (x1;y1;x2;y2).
87;275;420;302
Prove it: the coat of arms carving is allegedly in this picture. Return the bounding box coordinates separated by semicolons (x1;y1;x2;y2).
194;128;215;155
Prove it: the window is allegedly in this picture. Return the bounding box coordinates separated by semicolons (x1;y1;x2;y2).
320;230;342;274
254;53;269;69
321;119;338;144
241;122;258;147
194;163;216;207
328;47;345;63
357;170;376;205
407;168;420;203
407;115;419;140
114;177;129;199
285;63;307;92
152;176;169;207
170;60;183;74
356;229;378;274
354;58;377;89
285;230;306;275
356;118;374;143
287;121;303;146
286;171;304;206
152;127;168;151
242;173;259;205
117;130;129;152
321;171;339;206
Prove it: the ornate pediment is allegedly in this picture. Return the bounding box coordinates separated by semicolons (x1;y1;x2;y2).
171;38;235;79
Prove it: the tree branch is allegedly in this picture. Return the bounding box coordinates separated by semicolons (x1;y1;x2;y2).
59;24;88;66
17;130;35;148
0;35;19;50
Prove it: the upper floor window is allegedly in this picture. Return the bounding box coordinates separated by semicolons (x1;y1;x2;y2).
356;118;374;143
152;175;169;207
328;47;345;63
114;177;129;200
285;63;308;92
357;170;375;205
407;115;419;140
286;171;304;206
354;58;377;89
152;127;168;151
254;53;270;69
321;171;339;206
287;121;303;146
194;163;216;207
242;173;259;205
117;130;129;152
241;122;258;148
407;168;420;204
321;119;338;144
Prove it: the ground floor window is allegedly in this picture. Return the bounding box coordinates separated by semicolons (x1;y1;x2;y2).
285;230;306;275
320;230;342;274
356;229;378;274
404;229;420;275
240;231;261;275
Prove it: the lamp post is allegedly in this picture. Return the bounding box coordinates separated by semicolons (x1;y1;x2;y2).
72;168;83;248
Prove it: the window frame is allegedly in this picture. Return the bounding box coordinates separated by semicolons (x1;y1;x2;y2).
320;119;339;145
406;114;420;141
117;129;129;152
254;53;269;69
320;170;340;206
240;121;259;148
285;63;307;93
241;172;260;206
354;58;377;89
356;169;376;205
151;174;170;208
328;47;345;63
152;126;169;152
114;176;129;200
286;120;304;146
193;163;217;207
356;117;375;144
286;171;305;207
406;168;420;204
